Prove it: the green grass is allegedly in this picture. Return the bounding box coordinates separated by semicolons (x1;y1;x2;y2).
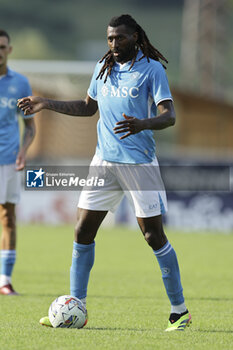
0;225;233;350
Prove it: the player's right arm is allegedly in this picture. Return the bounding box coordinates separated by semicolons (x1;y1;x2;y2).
17;95;98;117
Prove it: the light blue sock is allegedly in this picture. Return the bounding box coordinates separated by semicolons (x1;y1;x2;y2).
0;250;16;277
70;241;95;299
153;241;184;306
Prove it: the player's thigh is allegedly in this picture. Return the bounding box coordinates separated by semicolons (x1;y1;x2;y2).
137;214;163;234
75;208;108;244
76;207;108;232
0;164;21;205
0;202;16;227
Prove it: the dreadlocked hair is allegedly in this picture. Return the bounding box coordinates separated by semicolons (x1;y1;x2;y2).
96;14;168;83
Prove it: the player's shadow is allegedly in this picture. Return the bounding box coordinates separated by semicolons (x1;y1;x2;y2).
85;327;233;334
90;295;233;303
85;327;155;332
187;297;233;302
195;329;233;334
89;295;161;300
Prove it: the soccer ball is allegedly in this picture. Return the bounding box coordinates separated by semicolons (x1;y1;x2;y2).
48;295;87;328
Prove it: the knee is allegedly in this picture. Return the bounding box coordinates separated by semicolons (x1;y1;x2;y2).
144;230;167;251
74;220;94;244
0;209;15;230
74;221;86;243
144;232;155;247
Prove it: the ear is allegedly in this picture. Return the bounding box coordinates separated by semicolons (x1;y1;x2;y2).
8;45;13;55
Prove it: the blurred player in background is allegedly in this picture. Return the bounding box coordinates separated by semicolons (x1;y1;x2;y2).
0;30;35;295
18;15;191;331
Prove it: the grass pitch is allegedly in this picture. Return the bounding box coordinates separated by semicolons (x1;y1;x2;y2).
0;224;233;350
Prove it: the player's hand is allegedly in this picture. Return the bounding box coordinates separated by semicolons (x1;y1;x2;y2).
15;150;26;171
113;113;145;140
17;96;46;115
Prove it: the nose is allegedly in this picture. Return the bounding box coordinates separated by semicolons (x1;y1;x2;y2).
112;39;119;49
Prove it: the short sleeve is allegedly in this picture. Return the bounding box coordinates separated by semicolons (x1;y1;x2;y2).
87;63;100;101
149;63;173;106
19;78;34;119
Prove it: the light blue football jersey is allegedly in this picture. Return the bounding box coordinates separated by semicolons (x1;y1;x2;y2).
0;68;33;165
88;50;173;164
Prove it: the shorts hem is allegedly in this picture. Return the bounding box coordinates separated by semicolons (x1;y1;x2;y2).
0;200;19;205
78;203;109;212
135;209;168;218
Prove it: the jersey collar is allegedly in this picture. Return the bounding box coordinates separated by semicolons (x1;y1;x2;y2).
6;67;14;77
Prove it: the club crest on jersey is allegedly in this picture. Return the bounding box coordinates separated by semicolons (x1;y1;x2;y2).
101;85;109;97
101;85;139;98
130;72;140;80
8;86;17;94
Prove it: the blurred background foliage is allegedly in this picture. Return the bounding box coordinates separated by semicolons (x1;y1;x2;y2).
1;0;232;92
1;0;184;80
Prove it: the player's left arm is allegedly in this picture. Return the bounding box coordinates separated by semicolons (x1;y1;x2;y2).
16;117;36;171
113;100;175;140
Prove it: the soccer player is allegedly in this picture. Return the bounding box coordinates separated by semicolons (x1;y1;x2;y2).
18;15;191;331
0;30;35;295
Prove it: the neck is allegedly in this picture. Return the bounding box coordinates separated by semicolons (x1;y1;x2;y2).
0;64;7;75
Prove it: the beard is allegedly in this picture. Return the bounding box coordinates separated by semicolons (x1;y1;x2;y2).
112;43;137;64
